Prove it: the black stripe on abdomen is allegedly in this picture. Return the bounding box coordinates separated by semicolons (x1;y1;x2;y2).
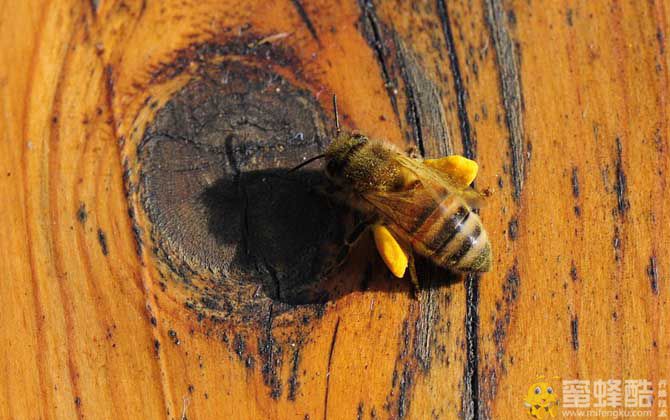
442;224;481;267
425;206;469;253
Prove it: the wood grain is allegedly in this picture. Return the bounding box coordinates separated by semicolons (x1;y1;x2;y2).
1;0;668;419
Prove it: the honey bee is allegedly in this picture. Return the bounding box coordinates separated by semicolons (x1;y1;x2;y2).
292;96;492;286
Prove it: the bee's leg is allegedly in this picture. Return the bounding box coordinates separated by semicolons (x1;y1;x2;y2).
371;225;409;279
324;215;377;277
407;251;420;291
424;155;479;187
334;218;371;264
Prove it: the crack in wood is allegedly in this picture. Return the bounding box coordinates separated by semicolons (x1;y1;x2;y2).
323;317;340;420
290;0;320;43
394;37;425;157
259;305;283;399
437;0;476;159
614;137;630;217
97;228;109;256
397;364;413;418
395;36;452;158
484;0;526;201
463;273;481;420
288;343;302;401
571;315;579;351
647;255;659;295
357;0;400;120
413;288;436;372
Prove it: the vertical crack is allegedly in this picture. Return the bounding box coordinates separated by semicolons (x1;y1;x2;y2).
484;0;527;201
394;37;426;157
323;317;341;420
437;0;476;159
464;274;481;420
290;0;320;43
358;0;400;119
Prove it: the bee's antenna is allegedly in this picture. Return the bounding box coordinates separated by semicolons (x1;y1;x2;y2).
288;154;326;173
333;94;340;134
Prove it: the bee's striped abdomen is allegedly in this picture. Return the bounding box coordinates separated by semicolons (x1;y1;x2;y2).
409;195;491;272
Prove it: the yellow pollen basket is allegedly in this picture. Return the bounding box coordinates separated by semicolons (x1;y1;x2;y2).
372;225;408;278
424;155;479;187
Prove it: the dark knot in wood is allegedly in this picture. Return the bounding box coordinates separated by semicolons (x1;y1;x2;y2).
137;60;346;322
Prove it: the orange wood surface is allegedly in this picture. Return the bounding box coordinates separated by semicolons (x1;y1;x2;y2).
1;1;669;419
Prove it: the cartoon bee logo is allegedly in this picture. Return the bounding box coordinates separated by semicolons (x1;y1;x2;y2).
291;96;492;286
523;378;560;418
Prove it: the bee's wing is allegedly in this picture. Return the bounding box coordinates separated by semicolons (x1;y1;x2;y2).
394;154;486;209
361;153;484;233
361;187;441;235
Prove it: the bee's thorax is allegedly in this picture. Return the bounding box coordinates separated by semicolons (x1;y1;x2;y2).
324;134;404;192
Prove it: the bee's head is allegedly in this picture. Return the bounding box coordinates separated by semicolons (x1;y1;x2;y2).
324;133;368;181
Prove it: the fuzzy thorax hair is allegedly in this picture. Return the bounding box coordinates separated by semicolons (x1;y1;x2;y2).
324;133;404;192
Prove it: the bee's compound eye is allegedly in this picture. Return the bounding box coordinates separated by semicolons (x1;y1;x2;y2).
535;387;542;395
547;387;553;394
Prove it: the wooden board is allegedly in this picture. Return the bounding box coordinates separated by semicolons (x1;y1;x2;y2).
0;0;668;419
